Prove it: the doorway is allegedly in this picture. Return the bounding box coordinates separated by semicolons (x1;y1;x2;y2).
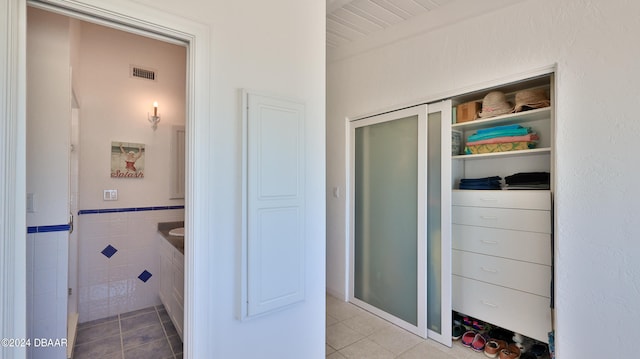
19;1;210;357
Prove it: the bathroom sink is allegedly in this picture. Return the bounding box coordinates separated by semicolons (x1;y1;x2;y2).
168;227;184;237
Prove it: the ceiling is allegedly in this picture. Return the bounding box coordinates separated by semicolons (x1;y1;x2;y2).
326;0;524;61
326;0;453;49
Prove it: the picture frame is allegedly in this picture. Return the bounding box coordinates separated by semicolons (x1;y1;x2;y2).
111;141;145;178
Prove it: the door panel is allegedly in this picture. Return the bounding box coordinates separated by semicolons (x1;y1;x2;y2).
426;101;452;346
354;114;420;326
350;105;427;337
243;92;306;318
349;102;452;345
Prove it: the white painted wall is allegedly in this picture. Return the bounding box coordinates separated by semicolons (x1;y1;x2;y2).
123;0;327;358
327;0;640;357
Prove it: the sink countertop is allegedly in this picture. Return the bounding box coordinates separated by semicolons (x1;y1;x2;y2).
158;221;184;254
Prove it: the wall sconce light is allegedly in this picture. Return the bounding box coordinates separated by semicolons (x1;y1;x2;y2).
148;101;160;130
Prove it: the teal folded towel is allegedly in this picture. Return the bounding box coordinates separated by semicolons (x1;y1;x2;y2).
468;125;531;141
476;124;522;134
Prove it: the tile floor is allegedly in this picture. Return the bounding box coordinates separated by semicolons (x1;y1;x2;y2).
74;296;514;359
73;305;182;359
327;295;485;359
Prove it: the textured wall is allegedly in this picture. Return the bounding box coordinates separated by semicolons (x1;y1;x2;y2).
127;0;328;358
327;0;640;357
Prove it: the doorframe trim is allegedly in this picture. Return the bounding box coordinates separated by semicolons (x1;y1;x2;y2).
1;1;27;357
2;1;212;357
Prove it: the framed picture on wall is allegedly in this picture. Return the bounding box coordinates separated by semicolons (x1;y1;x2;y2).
111;141;145;178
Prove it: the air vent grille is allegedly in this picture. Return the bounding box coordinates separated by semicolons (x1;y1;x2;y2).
131;66;156;81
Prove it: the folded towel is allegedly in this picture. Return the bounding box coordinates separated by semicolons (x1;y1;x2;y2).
476;124;522;134
465;141;536;154
467;127;531;141
504;184;550;190
459;183;501;190
459;176;502;190
505;172;550;185
465;133;539;146
460;176;501;183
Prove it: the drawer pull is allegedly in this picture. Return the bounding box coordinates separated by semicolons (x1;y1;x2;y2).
481;300;498;308
480;239;499;245
480;198;498;203
481;266;498;273
480;216;498;220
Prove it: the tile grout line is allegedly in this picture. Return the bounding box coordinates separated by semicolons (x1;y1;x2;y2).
118;313;125;359
327;300;430;359
156;305;177;359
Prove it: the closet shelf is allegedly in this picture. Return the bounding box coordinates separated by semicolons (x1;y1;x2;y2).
452;107;551;131
452;147;551;160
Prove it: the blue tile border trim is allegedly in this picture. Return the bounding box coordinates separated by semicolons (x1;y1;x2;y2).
27;224;72;234
77;205;184;216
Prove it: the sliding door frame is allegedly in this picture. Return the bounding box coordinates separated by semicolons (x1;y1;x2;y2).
346;101;452;346
348;105;428;338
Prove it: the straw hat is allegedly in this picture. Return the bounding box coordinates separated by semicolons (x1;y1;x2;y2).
478;91;513;118
513;88;550;112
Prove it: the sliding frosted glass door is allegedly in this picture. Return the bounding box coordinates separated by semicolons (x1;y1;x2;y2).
426;101;452;347
349;102;452;344
350;105;427;337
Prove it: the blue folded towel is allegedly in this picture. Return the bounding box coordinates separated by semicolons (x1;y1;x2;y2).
476;124;521;134
467;125;531;141
459;176;502;190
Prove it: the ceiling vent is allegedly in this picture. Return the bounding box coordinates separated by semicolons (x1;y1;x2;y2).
131;65;156;81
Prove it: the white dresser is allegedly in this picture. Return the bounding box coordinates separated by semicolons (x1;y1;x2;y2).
451;190;552;342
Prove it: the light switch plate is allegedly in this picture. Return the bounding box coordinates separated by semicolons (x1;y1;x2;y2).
26;193;36;212
103;189;118;201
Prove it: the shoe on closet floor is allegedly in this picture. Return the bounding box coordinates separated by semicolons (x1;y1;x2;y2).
452;324;464;341
484;339;507;358
461;330;476;347
471;333;487;352
499;343;521;359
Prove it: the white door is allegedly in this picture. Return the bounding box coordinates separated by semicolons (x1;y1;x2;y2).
242;91;306;318
425;100;452;346
350;105;427;337
349;102;452;346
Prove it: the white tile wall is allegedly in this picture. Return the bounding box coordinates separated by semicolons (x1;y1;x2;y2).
27;231;68;359
77;208;184;323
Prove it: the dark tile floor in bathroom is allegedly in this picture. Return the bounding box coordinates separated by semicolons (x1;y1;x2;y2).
73;305;182;359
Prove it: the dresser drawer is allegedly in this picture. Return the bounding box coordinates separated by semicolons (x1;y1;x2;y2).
452;275;551;343
453;224;551;265
452;190;551;210
452;206;550;233
452;250;550;297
